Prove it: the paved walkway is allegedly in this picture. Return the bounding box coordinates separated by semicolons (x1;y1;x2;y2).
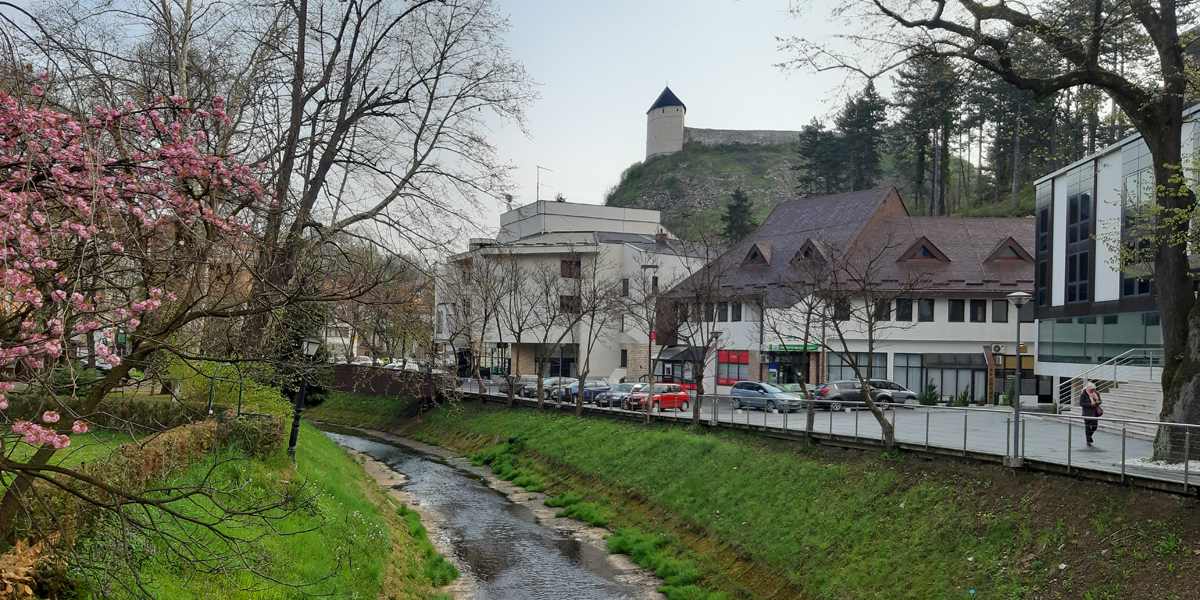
457;382;1197;490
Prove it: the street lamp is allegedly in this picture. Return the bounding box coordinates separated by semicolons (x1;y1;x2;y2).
1006;291;1032;467
287;336;322;461
708;330;722;425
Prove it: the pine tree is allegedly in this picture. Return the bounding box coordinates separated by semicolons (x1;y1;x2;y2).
834;82;888;190
795;119;845;195
722;188;756;241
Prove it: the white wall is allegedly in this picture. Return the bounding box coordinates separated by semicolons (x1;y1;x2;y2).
1094;151;1122;302
1052;174;1069;306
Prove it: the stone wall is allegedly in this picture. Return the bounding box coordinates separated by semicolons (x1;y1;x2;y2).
683;127;800;147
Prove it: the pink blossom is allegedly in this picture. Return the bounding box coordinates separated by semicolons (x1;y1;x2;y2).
0;396;8;411
42;410;60;423
71;420;89;434
30;84;44;97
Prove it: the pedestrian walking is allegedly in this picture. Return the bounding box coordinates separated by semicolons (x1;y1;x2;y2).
1080;381;1103;447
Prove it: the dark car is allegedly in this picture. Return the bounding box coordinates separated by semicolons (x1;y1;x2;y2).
501;374;539;396
556;379;610;403
815;379;917;411
595;382;639;408
520;376;570;399
730;381;805;412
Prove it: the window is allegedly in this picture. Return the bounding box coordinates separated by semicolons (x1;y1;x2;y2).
652;276;659;294
1064;164;1093;304
731;302;742;322
718;302;729;322
918;299;935;322
704;302;715;322
620;349;628;368
717;363;750;383
560;258;581;279
559;295;581;313
874;300;891;322
991;300;1009;323
969;300;987;323
619;313;625;332
621;278;629;297
895;298;913;321
827;352;887;381
1035;183;1052;306
834;299;851;321
948;299;965;322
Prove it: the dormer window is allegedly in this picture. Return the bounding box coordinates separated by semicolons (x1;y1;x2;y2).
985;237;1034;263
744;241;771;266
791;239;828;265
899;237;949;263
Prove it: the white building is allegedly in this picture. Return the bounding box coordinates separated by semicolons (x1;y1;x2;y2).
1029;112;1200;432
433;200;701;382
660;188;1041;402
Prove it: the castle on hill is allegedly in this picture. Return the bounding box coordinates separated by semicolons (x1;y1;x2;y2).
644;86;801;160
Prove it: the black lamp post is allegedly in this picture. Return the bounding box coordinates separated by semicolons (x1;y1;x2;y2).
1006;291;1032;467
287;337;322;461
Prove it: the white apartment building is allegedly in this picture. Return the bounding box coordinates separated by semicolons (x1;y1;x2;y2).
660;188;1042;403
433;200;701;382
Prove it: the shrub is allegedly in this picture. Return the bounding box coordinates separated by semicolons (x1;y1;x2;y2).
952;389;972;407
2;392;213;432
917;382;939;406
166;359;289;417
216;414;285;458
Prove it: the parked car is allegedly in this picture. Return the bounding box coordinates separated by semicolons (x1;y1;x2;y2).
730;381;805;412
349;355;375;366
775;382;818;398
501;374;539;396
521;376;571;399
815;379;917;411
555;379;610;403
624;383;691;412
595;382;641;408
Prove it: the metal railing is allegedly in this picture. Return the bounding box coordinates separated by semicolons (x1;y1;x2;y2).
1056;348;1163;412
454;384;1199;494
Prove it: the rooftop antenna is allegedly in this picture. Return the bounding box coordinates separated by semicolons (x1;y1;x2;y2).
536;165;552;201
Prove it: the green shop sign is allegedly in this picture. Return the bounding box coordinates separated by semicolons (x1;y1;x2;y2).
767;343;819;352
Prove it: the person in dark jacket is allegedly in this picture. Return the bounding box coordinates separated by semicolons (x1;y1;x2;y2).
1080;381;1103;447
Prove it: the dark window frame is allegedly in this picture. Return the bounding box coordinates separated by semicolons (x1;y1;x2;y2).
991;300;1009;323
895;298;913;322
948;299;965;322
969;299;987;323
560;258;582;279
917;299;935;322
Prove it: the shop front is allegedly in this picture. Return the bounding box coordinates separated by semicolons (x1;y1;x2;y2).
762;343;820;385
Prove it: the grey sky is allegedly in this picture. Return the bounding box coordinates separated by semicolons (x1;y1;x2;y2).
474;0;850;234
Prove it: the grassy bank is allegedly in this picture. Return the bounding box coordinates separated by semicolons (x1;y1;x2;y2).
306;390;417;430
389;402;1200;600
76;424;454;599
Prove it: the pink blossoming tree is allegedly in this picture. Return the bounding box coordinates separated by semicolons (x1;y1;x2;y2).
0;87;264;541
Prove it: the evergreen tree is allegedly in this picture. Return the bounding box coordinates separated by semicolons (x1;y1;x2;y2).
795;119;845;195
722;188;756;241
835;82;888;190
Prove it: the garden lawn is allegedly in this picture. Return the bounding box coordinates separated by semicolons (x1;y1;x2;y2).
404;403;1200;600
82;423;450;600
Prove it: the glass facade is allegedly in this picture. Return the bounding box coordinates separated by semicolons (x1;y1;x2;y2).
1035;182;1052;306
1120;140;1154;298
1037;311;1162;363
1063;164;1093;304
894;353;987;402
827;352;887;381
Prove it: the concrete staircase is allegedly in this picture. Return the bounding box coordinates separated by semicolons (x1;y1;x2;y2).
1057;349;1163;440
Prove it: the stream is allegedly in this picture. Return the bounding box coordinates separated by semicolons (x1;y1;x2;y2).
325;431;649;600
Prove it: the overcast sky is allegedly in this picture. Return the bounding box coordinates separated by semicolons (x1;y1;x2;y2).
471;0;852;234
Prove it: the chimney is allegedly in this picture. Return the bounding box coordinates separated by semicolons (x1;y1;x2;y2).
655;230;668;246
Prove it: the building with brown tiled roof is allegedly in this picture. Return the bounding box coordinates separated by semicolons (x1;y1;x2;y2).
659;187;1045;403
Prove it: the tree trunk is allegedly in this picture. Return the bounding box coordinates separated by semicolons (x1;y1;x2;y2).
1148;122;1200;461
691;359;705;426
1010;116;1022;209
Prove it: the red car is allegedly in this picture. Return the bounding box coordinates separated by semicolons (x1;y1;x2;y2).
623;383;691;412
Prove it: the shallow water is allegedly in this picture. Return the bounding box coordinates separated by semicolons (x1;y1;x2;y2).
326;431;643;600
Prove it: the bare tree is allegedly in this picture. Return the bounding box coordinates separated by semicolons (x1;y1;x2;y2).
570;253;621;416
620;252;675;423
783;0;1200;459
494;251;540;407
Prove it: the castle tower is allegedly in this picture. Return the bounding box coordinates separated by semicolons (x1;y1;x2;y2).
645;86;686;159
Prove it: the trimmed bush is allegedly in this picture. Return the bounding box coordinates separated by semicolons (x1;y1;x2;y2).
216;414;285;458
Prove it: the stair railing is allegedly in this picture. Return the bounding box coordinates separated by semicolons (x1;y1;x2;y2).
1056;348;1162;413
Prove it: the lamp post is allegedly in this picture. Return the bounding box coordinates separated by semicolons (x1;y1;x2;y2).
1006;291;1032;467
287;337;322;461
708;330;722;425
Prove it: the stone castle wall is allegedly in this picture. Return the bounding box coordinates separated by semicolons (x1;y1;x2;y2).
683;127;800;147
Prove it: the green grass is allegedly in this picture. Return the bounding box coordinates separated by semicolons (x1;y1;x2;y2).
77;424;450;599
2;431;136;492
397;504;460;587
404;405;1068;600
305;390;416;430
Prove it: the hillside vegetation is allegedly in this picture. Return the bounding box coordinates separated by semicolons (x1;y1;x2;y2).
378;402;1200;600
605;143;797;238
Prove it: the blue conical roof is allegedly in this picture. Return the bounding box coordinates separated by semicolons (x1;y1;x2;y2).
647;86;686;114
